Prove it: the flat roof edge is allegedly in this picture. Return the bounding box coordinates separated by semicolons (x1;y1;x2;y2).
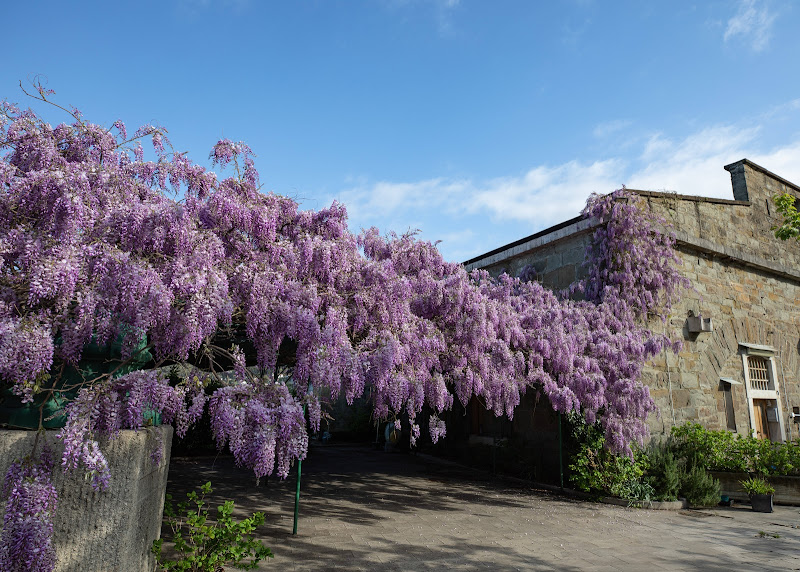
463;214;586;266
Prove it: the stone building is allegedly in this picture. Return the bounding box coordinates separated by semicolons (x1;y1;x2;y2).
463;159;800;449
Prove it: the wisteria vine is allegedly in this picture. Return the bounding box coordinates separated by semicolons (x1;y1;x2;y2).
1;85;687;569
0;442;57;572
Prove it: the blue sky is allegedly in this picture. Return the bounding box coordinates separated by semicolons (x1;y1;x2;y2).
5;0;800;262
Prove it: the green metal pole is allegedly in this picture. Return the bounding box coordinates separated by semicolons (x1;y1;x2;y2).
558;412;564;491
292;460;302;534
292;401;306;536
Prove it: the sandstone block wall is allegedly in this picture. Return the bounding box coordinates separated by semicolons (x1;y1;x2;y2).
464;158;800;443
638;160;800;440
643;252;800;440
468;223;593;291
0;426;173;572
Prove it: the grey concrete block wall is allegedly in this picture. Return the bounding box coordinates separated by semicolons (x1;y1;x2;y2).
0;426;173;572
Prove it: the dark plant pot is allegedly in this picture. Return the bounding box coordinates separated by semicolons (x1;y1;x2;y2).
750;493;774;513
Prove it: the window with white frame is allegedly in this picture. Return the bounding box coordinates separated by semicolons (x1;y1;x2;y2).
747;356;771;391
740;343;785;442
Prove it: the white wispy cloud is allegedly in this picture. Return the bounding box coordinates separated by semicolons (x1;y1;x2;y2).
435;0;461;35
724;0;776;52
337;160;620;232
629;125;761;196
335;177;470;223
469;160;621;224
593;119;633;139
382;0;461;35
749;142;800;186
760;98;800;121
328;104;800;261
561;19;591;47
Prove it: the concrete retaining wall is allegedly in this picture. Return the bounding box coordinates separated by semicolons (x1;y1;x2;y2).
0;426;173;572
711;470;800;506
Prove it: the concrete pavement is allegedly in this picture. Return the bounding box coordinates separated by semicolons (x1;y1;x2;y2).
164;444;800;571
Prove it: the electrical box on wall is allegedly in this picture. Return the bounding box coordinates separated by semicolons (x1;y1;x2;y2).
686;314;713;333
792;407;800;423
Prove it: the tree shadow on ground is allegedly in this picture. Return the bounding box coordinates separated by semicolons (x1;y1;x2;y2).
160;444;800;572
165;444;544;528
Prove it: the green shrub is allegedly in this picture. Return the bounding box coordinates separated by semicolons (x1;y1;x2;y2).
567;416;650;500
679;464;720;507
671;422;800;476
566;421;787;505
643;440;681;502
152;482;273;572
671;423;746;472
614;478;655;503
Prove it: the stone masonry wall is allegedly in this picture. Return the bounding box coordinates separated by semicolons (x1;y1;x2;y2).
477;230;592;291
642;250;800;439
637;160;800;271
465;159;800;443
639;160;800;439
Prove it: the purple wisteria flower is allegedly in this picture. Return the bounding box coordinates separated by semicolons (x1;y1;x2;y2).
0;445;58;572
1;88;688;567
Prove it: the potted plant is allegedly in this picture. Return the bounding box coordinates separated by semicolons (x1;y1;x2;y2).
740;476;775;513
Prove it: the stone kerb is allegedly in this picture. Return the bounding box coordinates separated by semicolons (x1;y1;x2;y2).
598;496;688;510
0;426;173;572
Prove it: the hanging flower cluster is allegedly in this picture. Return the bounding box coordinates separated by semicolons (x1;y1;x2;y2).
0;444;57;572
581;189;690;325
0;86;688;560
209;382;308;480
57;370;206;489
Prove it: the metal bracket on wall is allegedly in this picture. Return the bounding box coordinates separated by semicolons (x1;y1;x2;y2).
686;311;713;333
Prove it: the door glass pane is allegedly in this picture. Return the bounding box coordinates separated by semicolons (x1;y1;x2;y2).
753;399;771;440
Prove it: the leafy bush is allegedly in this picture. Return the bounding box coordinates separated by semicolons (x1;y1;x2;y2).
615;479;655;503
643;440;681;502
671;423;800;476
568;422;800;506
152;482;273;572
569;421;727;506
567;416;651;500
671;423;746;472
740;476;775;496
679;464;720;507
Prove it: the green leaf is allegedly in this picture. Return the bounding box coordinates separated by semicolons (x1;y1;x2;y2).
155;481;274;571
